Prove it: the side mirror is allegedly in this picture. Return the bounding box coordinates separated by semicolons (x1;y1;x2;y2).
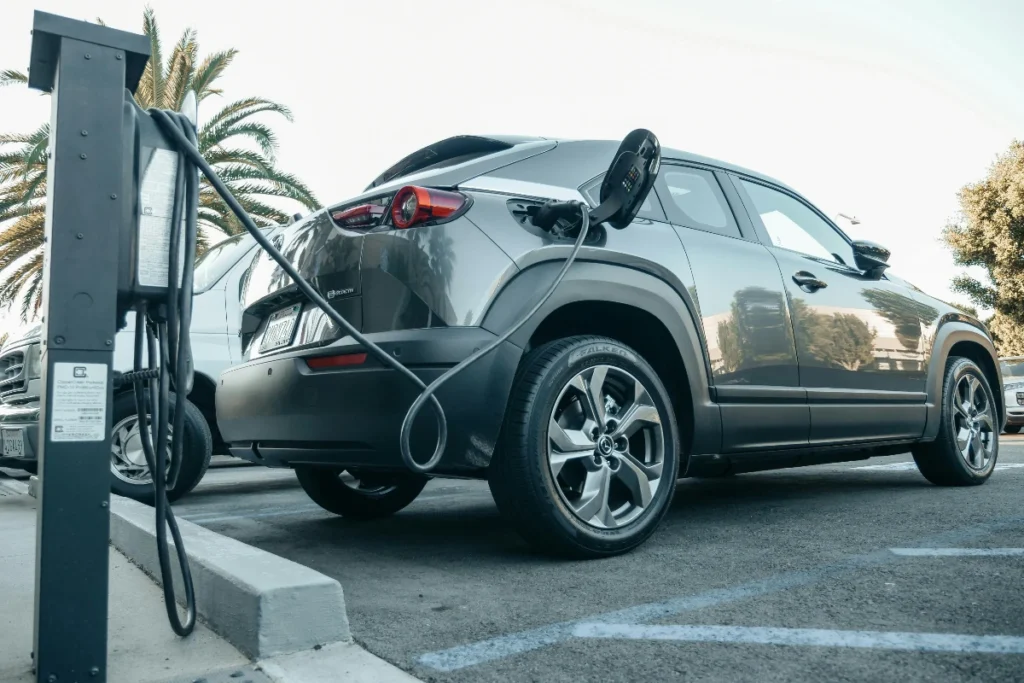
594;129;661;229
851;240;890;278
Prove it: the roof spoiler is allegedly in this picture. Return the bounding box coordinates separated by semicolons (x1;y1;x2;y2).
364;135;541;191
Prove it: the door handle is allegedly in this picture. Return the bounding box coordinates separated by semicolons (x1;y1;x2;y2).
792;271;828;292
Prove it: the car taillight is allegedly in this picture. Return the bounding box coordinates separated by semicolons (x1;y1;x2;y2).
332;204;385;228
306;352;368;370
390;186;467;229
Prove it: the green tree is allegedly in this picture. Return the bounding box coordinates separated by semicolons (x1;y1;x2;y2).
944;140;1024;355
0;7;320;321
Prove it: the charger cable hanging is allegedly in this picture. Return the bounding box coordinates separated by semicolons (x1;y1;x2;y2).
128;108;200;637
150;109;594;476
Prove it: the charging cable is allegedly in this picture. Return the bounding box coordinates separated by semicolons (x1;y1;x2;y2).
126;109;201;637
150;110;591;477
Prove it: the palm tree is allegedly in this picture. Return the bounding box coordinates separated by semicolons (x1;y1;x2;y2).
0;7;320;321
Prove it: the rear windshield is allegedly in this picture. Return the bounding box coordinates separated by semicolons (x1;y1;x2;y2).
1001;360;1024;378
193;233;257;292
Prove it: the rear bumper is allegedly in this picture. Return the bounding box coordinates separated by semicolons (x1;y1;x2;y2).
0;401;40;470
216;327;523;476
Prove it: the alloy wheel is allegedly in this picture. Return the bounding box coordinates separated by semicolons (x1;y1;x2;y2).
547;364;665;529
952;373;995;471
110;414;172;485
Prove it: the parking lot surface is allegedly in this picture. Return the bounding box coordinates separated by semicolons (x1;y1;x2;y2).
174;436;1024;682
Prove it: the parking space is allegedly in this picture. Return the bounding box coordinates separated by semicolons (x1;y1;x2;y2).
173;438;1024;682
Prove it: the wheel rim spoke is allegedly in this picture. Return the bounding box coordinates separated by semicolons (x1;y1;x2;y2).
549;418;595;454
977;411;994;435
956;427;972;460
612;401;660;440
586;366;608;426
614;451;660;509
570;374;602;424
571;467;615;528
954;398;971;419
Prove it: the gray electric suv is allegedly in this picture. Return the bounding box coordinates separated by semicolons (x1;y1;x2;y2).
216;135;1004;557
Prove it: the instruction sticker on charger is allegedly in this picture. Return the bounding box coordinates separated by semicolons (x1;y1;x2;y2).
138;148;187;289
50;363;108;442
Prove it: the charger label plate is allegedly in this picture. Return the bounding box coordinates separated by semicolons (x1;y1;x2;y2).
50;363;107;442
138;148;186;289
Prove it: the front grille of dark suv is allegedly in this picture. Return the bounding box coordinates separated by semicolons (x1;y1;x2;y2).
0;349;26;398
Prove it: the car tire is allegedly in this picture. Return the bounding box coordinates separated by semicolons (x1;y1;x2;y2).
489;335;680;558
295;467;428;519
912;357;998;486
109;391;213;505
1004;425;1020;434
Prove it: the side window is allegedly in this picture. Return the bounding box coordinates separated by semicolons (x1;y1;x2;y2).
580;174;666;222
660;167;740;238
739;179;853;266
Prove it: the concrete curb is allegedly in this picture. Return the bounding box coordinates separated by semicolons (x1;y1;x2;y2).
0;476;29;496
109;495;351;659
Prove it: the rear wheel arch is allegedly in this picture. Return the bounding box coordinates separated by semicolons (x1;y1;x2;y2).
924;322;1004;439
482;261;721;456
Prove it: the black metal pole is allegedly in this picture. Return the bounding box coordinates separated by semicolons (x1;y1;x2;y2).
28;12;149;683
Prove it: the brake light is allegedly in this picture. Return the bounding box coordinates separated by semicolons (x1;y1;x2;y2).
332;204;385;228
391;186;467;229
306;353;368;370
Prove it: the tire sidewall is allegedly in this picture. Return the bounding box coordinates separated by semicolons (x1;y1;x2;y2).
108;391;209;503
523;338;680;550
942;359;998;481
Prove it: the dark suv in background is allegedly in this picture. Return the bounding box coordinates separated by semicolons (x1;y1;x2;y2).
215;135;1004;557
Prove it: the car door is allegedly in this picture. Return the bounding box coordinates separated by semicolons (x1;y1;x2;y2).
657;163;808;455
729;176;928;444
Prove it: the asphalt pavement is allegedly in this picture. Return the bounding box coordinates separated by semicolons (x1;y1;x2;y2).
172;436;1024;683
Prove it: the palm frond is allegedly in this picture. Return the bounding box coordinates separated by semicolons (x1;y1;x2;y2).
199;98;292;137
136;6;164;108
201;148;275;172
213;121;279;160
0;252;43;309
19;270;43;321
190;49;237;102
163;28;198;109
0;70;28;88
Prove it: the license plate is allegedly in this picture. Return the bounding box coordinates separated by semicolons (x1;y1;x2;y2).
1017;392;1024;406
2;428;25;458
259;304;302;353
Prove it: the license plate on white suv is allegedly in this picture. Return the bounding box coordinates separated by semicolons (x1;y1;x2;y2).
2;428;25;458
259;304;302;353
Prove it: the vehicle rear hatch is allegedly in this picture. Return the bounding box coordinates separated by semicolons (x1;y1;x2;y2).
239;135;556;357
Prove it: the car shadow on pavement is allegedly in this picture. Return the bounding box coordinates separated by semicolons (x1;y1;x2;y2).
244;470;935;566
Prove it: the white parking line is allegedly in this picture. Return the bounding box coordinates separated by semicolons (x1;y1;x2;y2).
572;623;1024;654
853;462;1024;472
890;548;1024;557
416;515;1024;671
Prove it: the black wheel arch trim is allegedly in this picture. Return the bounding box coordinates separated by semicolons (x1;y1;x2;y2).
924;319;1004;439
480;260;722;455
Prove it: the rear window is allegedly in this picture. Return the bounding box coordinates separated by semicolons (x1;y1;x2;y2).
1001;360;1024;378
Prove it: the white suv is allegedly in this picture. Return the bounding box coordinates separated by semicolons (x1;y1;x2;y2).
1001;356;1024;434
0;227;279;502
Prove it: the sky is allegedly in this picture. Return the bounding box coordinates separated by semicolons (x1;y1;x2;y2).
2;0;1023;338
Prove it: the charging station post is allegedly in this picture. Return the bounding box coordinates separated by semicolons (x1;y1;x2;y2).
27;13;149;683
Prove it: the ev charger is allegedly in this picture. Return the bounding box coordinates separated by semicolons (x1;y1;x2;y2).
116;91;195;324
